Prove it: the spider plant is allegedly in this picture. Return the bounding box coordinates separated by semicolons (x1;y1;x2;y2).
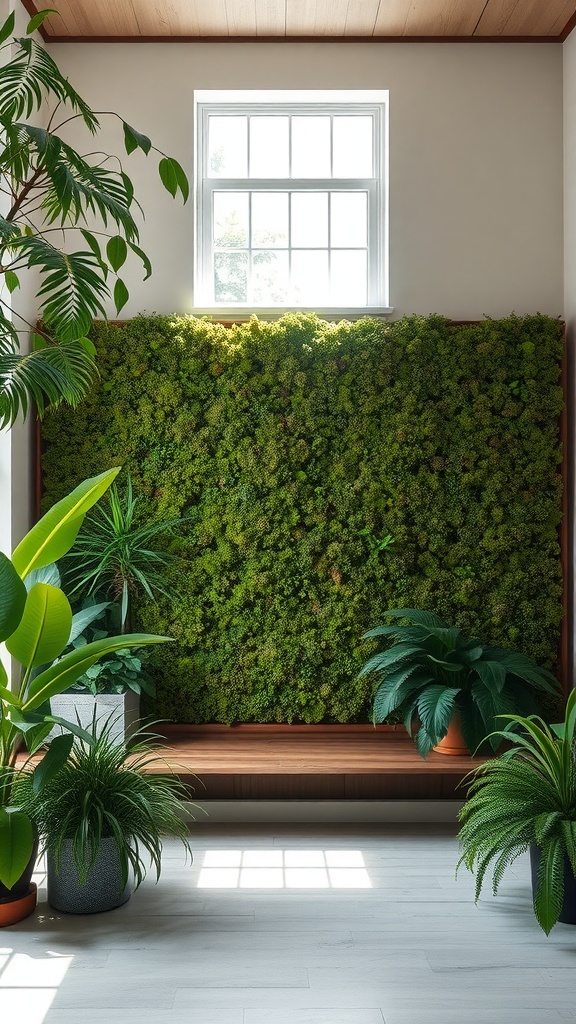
14;717;194;891
63;474;183;632
457;690;576;934
360;608;558;757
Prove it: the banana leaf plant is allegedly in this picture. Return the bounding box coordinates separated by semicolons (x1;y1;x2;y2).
360;608;559;757
0;467;171;890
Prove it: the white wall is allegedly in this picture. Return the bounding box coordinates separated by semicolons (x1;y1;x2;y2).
50;40;564;322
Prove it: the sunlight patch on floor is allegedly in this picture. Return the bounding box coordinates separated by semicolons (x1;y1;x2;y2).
197;849;372;888
0;949;73;1024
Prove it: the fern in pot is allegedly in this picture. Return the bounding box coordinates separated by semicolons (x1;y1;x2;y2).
457;690;576;934
15;718;194;914
359;608;558;757
52;474;186;742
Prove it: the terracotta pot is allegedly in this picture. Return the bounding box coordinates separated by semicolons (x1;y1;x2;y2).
433;714;470;755
0;883;37;927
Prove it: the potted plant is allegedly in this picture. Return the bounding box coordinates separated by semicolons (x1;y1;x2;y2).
14;718;194;914
0;8;188;428
0;468;171;925
49;473;185;740
359;608;559;757
457;690;576;934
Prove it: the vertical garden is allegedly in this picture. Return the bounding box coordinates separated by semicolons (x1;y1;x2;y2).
41;312;564;724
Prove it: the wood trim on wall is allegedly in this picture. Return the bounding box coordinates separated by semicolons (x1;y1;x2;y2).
43;34;565;44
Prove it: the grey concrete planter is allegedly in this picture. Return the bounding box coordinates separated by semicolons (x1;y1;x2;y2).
47;837;132;914
48;691;140;745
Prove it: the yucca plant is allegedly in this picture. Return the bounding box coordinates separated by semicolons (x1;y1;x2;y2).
14;717;194;894
63;473;183;633
457;690;576;934
0;8;188;427
360;608;558;757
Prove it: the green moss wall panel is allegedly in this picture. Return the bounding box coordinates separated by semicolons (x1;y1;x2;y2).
41;313;564;724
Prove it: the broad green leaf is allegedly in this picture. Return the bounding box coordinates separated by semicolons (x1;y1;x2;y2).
24;633;172;709
68;600;109;644
31;732;74;793
106;235;127;273
26;9;58;34
113;277;129;314
5;270;19;293
0;679;19;706
165;157;189;202
5;583;72;668
128;240;152;280
77;336;97;357
472;659;508;693
80;229;102;261
0;11;15;46
158;157;178;198
376;608;447;629
0;808;34;890
123;122;151;155
12;468;120;579
24;562;61;591
0;552;27;642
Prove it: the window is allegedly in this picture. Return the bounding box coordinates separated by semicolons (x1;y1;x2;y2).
194;91;389;313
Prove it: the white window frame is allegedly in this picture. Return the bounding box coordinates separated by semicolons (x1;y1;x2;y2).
193;90;391;319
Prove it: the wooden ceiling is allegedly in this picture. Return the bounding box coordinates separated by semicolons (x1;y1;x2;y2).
21;0;576;42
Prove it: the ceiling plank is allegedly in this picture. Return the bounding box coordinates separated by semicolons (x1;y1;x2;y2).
344;1;380;36
402;0;489;36
255;0;286;34
373;0;413;35
130;0;203;34
475;0;576;36
286;0;349;35
45;0;140;35
226;0;258;35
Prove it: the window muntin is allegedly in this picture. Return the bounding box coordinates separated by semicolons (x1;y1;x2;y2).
196;93;388;310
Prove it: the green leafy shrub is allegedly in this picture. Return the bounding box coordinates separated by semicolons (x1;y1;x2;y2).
41;313;564;723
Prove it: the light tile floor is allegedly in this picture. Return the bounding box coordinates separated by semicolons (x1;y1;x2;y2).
1;824;575;1024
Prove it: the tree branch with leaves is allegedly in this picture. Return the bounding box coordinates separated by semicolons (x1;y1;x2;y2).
0;8;189;427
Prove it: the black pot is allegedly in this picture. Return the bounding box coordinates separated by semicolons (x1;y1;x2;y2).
0;838;38;902
530;846;576;925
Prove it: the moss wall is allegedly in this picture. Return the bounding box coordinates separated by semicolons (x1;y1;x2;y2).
41;313;564;723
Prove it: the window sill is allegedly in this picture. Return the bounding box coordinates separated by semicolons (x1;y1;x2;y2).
190;307;394;322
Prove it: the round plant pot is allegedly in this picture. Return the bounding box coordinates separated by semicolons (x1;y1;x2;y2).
433;714;469;755
530;846;576;925
0;882;37;927
48;837;132;915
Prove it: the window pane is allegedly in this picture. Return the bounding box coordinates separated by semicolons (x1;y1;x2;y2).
214;192;249;247
214;251;248;303
291;117;331;178
291;193;328;248
292;250;329;305
208;116;247;177
252;251;289;304
333;116;373;177
330;250;367;305
331;193;368;247
250;117;289;177
252;193;289;247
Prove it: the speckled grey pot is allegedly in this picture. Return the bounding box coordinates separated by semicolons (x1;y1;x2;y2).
47;838;132;914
